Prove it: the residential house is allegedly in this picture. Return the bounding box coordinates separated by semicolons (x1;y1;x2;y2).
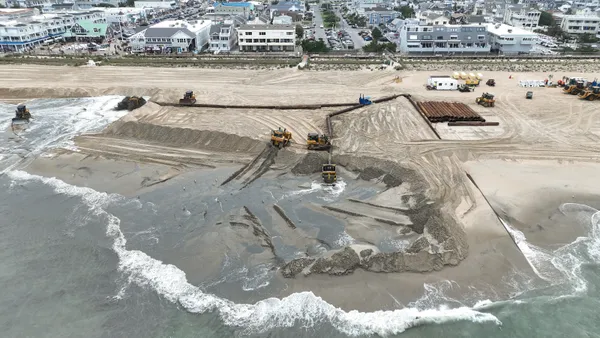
398;22;491;54
502;5;541;31
208;23;236;52
128;19;211;53
237;24;295;52
273;15;293;25
364;7;400;26
70;20;112;40
211;2;254;17
417;12;450;26
560;14;600;35
487;23;537;54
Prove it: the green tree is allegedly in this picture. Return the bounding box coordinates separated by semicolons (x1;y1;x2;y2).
301;40;329;53
362;41;397;53
126;0;135;7
539;11;554;26
394;5;414;19
296;25;304;39
578;33;599;43
371;27;383;40
11;3;21;8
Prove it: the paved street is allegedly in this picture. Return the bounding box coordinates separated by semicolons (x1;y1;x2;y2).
338;13;367;49
313;10;327;43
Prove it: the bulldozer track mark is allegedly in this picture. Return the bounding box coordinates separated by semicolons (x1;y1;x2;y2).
220;145;270;186
273;204;297;229
242;145;279;188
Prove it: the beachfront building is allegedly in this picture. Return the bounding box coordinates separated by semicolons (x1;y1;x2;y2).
487;23;537;55
237;24;295;52
210;2;254;18
70;20;113;41
98;7;149;24
134;0;177;9
364;7;400;26
128;19;211;53
208;23;236;52
0;10;107;52
398;22;491;54
560;14;600;35
502;5;541;31
0;8;38;20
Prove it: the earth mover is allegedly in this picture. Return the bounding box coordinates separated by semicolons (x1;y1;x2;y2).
12;104;32;126
465;78;480;86
458;84;473;92
486;79;496;87
476;92;495;107
116;96;147;111
271;127;292;149
307;133;331;150
322;164;337;185
579;86;600;101
179;90;197;105
526;91;533;99
563;79;586;95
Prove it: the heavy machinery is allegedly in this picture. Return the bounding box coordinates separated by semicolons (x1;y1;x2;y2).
12;104;32;126
179;90;196;105
271;127;292;149
307;133;331;150
579;86;600;101
322;163;337;185
359;94;372;105
116;96;147;111
457;84;473;92
563;80;586;95
476;92;495;107
465;78;480;86
486;79;496;86
526;91;533;99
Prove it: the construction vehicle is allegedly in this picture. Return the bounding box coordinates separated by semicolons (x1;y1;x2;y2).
12;104;32;126
307;133;331;150
486;79;496;87
359;94;372;105
322;163;337;185
526;91;533;99
465;78;480;86
271;127;292;149
579;86;600;101
179;90;196;105
116;96;147;111
563;80;586;95
476;93;495;107
457;84;473;92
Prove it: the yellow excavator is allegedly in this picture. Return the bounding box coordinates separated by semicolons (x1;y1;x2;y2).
563;79;586;95
579;86;600;101
476;92;495;107
271;127;292;149
307;133;331;150
322;164;336;185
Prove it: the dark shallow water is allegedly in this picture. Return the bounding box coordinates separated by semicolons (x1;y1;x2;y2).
1;98;600;338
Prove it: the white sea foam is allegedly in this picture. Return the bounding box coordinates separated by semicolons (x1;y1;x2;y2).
9;170;503;336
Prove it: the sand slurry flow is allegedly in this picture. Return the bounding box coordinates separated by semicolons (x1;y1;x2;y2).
5;65;600;310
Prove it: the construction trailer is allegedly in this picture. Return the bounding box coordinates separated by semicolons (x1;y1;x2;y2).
427;76;458;90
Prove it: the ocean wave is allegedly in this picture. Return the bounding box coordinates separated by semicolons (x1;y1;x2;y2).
8;169;503;336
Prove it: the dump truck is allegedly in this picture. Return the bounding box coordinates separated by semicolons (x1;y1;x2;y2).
271;128;292;149
307;133;331;150
179;90;196;105
322;164;337;185
12;104;32;126
476;92;495;107
579;86;600;101
116;96;147;111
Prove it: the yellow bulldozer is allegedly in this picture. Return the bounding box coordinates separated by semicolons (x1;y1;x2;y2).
307;133;331;150
465;78;480;86
579;86;600;101
271;127;292;148
476;92;495;107
563;79;586;95
322;164;337;185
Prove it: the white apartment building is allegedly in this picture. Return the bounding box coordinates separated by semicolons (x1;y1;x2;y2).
487;23;537;55
99;7;149;24
128;19;211;53
560;14;600;35
398;22;491;54
237;24;295;52
134;0;177;9
0;10;106;52
208;23;236;52
502;6;541;31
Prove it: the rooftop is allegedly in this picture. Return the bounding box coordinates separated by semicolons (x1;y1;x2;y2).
486;23;536;36
238;24;294;30
151;19;211;33
217;2;252;7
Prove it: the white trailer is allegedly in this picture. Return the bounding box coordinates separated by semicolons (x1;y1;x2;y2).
427;76;458;90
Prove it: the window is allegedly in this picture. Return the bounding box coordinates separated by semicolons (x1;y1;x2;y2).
450;35;458;40
477;35;485;40
245;32;252;35
259;32;266;35
437;36;443;40
286;32;293;35
422;35;432;40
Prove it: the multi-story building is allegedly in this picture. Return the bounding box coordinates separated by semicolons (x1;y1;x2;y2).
134;0;177;9
209;2;254;17
502;5;541;31
560;14;600;35
487;23;537;55
0;10;106;52
208;23;236;52
364;7;400;25
128;19;211;53
398;22;491;54
237;24;295;52
0;8;38;20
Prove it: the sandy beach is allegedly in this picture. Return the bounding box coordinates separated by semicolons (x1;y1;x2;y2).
3;64;600;311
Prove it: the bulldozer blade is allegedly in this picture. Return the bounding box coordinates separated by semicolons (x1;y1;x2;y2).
178;99;197;105
11;118;29;125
